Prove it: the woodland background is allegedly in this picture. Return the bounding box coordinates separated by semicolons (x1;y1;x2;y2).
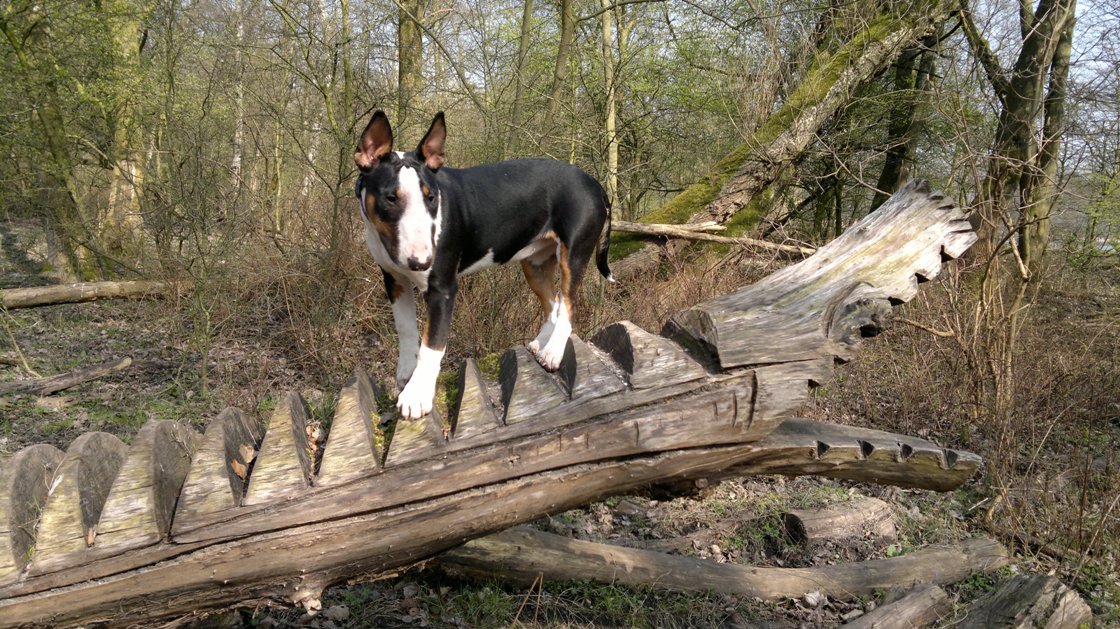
1;0;1118;626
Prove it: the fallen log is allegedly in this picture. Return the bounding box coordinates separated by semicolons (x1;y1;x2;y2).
958;575;1092;628
0;357;132;396
437;527;1008;601
612;221;814;256
0;183;977;626
0;280;176;310
844;584;951;628
783;497;896;545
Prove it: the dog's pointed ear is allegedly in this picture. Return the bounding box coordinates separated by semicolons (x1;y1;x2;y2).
355;111;393;171
417;112;446;171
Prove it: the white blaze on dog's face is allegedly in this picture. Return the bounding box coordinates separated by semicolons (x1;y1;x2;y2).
394;164;440;272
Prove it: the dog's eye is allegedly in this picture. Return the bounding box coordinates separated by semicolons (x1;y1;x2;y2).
385;193;397;203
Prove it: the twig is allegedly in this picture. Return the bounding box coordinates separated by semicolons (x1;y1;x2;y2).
0;309;40;377
897;317;955;338
613;220;815;256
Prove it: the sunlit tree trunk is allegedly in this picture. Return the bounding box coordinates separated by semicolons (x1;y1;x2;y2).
599;0;618;209
543;0;574;140
507;0;534;156
398;0;425;139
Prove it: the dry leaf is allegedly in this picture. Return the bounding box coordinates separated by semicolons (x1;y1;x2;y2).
230;458;248;480
239;443;257;463
86;528;96;546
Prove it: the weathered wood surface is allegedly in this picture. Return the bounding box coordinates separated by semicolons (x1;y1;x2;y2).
0;183;977;625
0;445;63;583
667;180;977;368
438;527;1008;601
783;497;897;545
0;280;176;309
844;584;951;629
0;356;132;396
958;575;1092;628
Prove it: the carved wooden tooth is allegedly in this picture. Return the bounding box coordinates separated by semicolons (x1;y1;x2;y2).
558;335;626;401
317;369;382;487
450;359;501;441
172;407;261;535
590;321;705;390
29;432;128;575
500;347;568;424
0;444;64;582
383;410;446;467
243;392;313;505
92;421;200;558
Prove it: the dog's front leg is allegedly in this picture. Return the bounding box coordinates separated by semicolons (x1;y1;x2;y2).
385;271;420;389
397;280;456;419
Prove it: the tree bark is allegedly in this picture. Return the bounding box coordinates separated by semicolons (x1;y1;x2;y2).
542;0;575;137
397;0;425;139
506;0;535;156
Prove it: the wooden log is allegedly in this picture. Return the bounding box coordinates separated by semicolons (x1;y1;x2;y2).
843;584;950;628
0;280;176;310
383;409;446;466
666;180;976;368
612;220;815;256
438;527;1008;601
0;357;132;396
783;497;897;545
0;445;64;583
958;575;1092;629
0;432;989;628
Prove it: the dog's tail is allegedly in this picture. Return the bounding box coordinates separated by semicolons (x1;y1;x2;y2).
596;198;615;282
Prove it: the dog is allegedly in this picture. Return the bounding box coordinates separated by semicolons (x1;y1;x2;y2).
354;111;613;419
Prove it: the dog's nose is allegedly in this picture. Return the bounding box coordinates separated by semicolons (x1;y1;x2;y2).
407;255;433;271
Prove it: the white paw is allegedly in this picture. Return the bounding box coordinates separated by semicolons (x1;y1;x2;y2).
396;378;434;419
536;340;566;371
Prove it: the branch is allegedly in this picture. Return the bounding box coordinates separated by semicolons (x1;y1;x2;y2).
0;357;132;396
956;3;1010;104
613;220;815;256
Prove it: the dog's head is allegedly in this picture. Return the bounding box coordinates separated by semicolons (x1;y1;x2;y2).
354;111;445;272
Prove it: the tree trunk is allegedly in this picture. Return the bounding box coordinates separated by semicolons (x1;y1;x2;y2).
599;0;619;208
543;0;575;137
1018;11;1074;278
397;0;425;139
506;0;535;156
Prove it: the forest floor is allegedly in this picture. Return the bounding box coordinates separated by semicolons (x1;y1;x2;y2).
1;218;1117;628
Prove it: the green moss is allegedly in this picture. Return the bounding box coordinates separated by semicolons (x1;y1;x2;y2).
475;352;501;381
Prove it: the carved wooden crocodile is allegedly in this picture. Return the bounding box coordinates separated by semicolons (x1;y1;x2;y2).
0;180;977;626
